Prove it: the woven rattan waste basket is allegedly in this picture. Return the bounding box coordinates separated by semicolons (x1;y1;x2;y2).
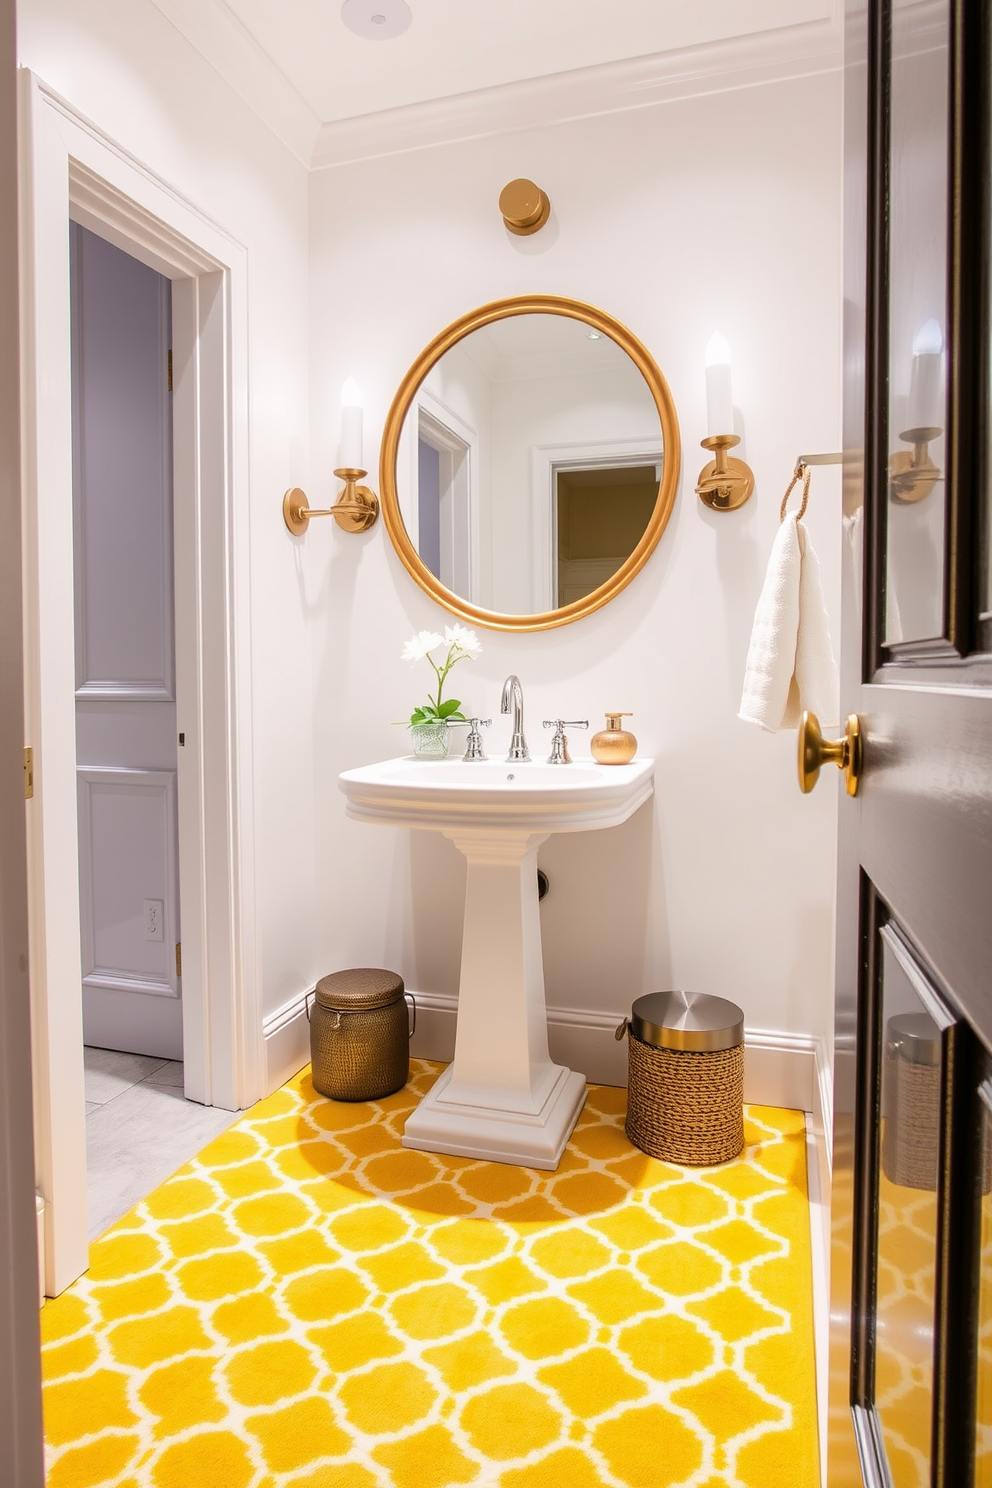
619;990;745;1165
308;968;415;1101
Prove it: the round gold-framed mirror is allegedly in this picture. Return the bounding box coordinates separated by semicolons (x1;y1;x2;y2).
379;295;681;632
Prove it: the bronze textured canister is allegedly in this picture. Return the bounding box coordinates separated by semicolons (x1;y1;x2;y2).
621;990;745;1165
308;967;414;1101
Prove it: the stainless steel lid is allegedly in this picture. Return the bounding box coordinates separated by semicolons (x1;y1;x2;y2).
885;1012;940;1066
630;990;744;1052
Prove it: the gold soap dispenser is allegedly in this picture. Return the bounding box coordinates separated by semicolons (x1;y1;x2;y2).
591;712;637;765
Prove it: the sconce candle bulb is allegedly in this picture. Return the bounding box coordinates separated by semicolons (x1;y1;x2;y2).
906;319;944;433
340;378;364;468
888;318;945;503
697;332;754;511
704;332;733;438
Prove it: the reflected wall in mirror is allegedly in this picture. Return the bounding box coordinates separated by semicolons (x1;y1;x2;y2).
380;297;680;631
884;0;949;646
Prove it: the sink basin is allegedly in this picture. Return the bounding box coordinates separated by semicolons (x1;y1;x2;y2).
338;755;654;834
338;753;655;1169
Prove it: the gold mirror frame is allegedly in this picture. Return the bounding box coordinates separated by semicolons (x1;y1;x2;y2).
379;294;681;632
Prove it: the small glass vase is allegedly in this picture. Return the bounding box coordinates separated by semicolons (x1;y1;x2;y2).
409;720;450;759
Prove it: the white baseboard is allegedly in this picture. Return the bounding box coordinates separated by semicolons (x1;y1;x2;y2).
262;991;312;1093
412;991;822;1111
265;985;828;1119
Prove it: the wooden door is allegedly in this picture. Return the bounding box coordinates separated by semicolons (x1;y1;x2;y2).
70;224;182;1061
830;0;992;1483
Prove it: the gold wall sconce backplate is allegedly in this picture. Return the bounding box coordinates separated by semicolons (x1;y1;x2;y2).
499;178;551;235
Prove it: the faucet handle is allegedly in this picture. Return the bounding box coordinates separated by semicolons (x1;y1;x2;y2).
462;718;491;761
542;719;589;765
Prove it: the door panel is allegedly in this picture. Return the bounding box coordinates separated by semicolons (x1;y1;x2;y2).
77;769;179;999
70;223;181;1060
834;0;992;1481
859;684;992;1038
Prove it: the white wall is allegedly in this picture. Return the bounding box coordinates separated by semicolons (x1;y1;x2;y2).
308;69;844;1079
18;0;317;1033
17;4;843;1094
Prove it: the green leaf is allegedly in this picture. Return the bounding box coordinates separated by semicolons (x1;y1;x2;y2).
437;698;463;718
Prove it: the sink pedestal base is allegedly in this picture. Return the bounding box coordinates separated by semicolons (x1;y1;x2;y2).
402;1063;587;1170
402;827;587;1171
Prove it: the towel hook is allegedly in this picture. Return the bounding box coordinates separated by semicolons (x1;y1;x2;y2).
780;462;812;523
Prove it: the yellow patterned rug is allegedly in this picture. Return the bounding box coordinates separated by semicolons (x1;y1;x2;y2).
42;1061;818;1488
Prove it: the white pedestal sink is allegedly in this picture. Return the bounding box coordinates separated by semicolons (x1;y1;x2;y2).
338;755;654;1170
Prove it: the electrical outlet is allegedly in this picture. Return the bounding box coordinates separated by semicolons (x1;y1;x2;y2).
143;899;164;942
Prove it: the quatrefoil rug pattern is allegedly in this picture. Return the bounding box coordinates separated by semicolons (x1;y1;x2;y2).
42;1061;818;1488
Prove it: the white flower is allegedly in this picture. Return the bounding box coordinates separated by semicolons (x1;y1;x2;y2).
443;623;482;656
401;630;444;662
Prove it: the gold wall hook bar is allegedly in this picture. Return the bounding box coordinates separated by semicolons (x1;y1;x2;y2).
696;433;755;511
798;710;862;797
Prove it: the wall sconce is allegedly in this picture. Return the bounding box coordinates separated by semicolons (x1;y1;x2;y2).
695;332;755;511
889;319;943;503
282;378;379;534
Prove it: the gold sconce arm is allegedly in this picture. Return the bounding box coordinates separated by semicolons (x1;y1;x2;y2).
888;426;942;503
695;434;755;511
283;469;379;535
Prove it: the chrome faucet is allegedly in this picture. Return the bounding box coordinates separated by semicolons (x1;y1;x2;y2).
501;674;530;761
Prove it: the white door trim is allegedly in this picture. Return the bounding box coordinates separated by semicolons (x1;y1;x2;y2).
18;70;260;1294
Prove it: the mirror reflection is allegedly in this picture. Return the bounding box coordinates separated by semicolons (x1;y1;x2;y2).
884;0;948;646
394;313;665;616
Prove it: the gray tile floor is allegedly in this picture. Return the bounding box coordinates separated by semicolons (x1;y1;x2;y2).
84;1047;243;1240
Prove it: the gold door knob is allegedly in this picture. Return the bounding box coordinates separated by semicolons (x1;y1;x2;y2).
798;711;862;797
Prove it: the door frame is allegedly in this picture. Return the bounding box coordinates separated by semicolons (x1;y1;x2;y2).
530;437;664;612
18;71;261;1294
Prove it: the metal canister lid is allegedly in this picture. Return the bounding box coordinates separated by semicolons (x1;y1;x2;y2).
885;1012;940;1066
630;990;744;1053
315;967;404;1012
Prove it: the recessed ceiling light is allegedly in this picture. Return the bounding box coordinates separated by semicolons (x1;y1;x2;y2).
341;0;411;40
587;331;602;340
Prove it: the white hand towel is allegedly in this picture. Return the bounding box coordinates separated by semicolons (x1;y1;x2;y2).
739;513;839;732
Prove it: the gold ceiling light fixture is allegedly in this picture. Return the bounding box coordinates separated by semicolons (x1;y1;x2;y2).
499;179;551;236
282;378;379;535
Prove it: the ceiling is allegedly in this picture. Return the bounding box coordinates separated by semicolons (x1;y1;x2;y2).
149;0;840;166
223;0;829;125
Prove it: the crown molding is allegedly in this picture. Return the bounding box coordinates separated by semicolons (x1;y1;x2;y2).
311;18;843;172
148;0;321;168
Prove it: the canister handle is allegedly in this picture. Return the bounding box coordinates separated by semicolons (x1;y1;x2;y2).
614;1017;629;1041
305;992;341;1029
405;993;417;1039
